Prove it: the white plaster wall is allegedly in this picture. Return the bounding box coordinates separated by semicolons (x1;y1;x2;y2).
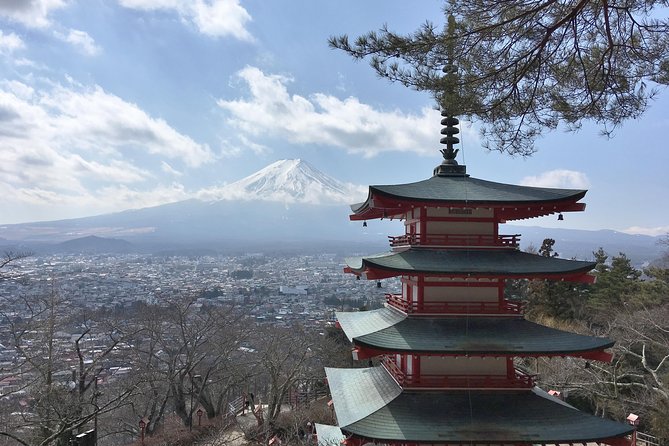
426;221;494;235
423;286;498;302
420;356;506;375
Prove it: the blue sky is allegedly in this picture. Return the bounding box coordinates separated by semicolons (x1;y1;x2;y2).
0;0;667;235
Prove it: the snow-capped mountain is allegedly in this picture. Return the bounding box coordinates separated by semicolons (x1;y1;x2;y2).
0;159;381;250
3;158;661;264
201;159;366;204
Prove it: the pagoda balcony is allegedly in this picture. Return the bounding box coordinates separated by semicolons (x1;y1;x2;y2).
385;293;524;316
388;233;520;249
382;356;536;389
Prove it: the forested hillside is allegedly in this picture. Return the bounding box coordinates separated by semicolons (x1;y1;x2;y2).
517;238;669;441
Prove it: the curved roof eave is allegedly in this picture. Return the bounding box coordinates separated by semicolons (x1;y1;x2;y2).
336;308;614;355
338;382;633;443
350;175;587;219
345;249;596;278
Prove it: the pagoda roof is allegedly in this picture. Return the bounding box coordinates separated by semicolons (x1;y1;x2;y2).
351;174;586;221
326;366;633;444
345;248;595;280
336;307;614;356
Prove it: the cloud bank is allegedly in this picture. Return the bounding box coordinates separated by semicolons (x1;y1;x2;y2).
0;0;67;28
0;80;212;219
54;28;101;56
0;30;24;53
520;169;590;189
118;0;253;40
621;226;669;237
217;66;474;158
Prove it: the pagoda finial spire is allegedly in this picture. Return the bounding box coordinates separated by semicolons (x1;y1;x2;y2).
434;12;467;177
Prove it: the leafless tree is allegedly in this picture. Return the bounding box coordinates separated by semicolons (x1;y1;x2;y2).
124;295;253;438
0;290;136;446
0;251;30;281
538;304;669;440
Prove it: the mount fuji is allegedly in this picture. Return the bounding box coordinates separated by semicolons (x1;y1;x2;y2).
0;160;385;253
202;159;364;205
0;159;663;262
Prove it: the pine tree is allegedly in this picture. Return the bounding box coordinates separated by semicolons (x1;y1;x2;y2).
525;239;587;320
588;249;641;313
330;0;669;155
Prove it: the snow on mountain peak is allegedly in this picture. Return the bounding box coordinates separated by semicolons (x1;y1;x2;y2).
199;159;366;205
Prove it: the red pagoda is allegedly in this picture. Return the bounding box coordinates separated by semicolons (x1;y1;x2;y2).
315;113;634;446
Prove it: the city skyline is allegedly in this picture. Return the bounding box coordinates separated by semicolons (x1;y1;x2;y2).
1;0;668;235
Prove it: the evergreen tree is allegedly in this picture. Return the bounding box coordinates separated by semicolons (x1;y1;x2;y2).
588;249;641;313
525;239;587;320
637;266;669;307
330;0;669;155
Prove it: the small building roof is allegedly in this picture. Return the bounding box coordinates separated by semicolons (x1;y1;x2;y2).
336;307;614;355
314;423;346;446
351;174;586;221
326;367;633;444
345;248;595;280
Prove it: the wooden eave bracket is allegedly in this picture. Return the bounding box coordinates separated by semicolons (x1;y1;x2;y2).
350;192;587;222
345;266;596;283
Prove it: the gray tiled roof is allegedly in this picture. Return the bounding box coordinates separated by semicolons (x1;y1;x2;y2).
335;306;405;342
325;366;402;427
358;174;587;206
345;249;595;277
337;308;614;354
327;367;633;444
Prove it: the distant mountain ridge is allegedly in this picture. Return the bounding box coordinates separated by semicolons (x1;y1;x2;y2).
504;225;664;265
55;235;134;254
0;159;664;264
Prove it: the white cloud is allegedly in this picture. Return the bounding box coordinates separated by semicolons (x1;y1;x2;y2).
160;160;183;176
69;155;149;183
0;181;191;222
217;66;467;158
0;81;213;221
520;169;590;189
237;134;268;155
1;80;34;99
54;28;101;56
0;0;67;28
95;182;190;209
195;180;367;205
118;0;253;40
116;0;182;9
0;30;24;53
39;84;214;166
190;0;252;40
621;226;669;237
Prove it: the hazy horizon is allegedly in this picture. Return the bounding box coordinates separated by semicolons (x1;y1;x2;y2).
1;1;667;236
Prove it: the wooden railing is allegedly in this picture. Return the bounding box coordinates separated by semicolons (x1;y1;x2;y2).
388;233;520;248
382;356;535;389
637;432;660;446
385;293;524;315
